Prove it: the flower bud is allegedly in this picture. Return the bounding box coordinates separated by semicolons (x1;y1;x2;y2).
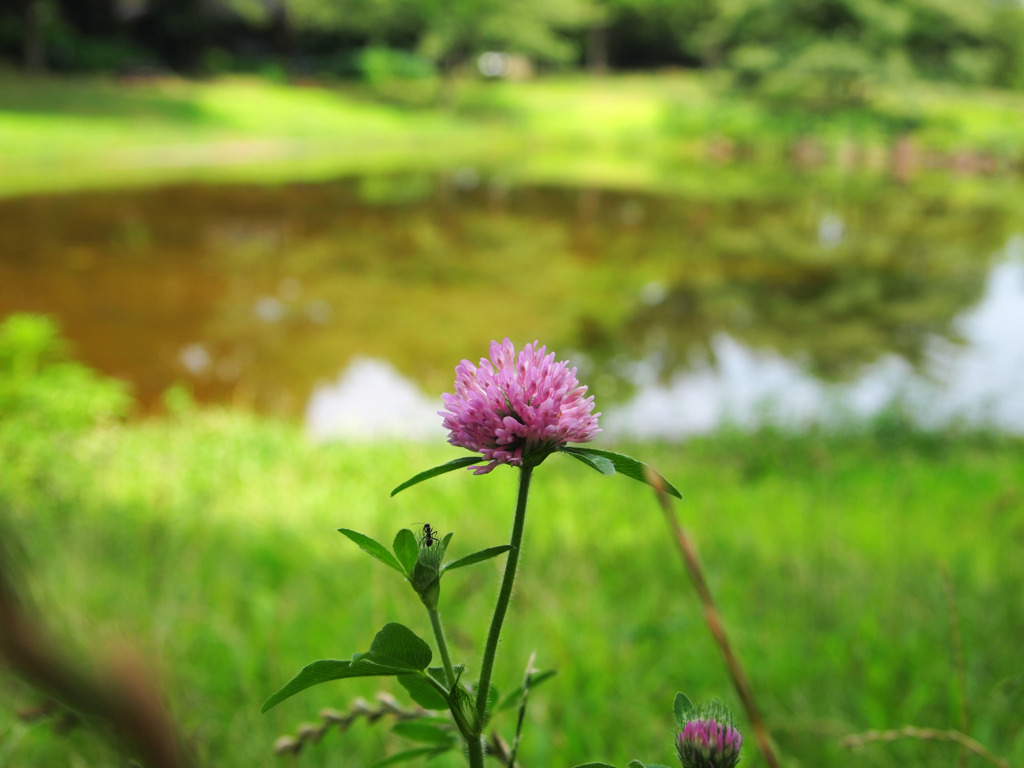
411;559;441;609
448;684;480;741
676;707;742;768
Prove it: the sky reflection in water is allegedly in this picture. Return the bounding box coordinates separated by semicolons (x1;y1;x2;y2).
307;240;1024;441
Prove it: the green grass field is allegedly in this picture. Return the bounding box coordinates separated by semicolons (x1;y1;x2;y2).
2;318;1023;768
3;72;1024;198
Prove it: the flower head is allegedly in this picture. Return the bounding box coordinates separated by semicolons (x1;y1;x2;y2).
676;715;742;768
440;339;600;474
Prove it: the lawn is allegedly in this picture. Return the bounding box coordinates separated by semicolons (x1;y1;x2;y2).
2;317;1023;768
2;72;1024;198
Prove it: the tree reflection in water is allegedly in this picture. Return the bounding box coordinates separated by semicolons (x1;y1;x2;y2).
0;172;1018;433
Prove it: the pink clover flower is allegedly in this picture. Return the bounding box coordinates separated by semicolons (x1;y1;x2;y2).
440;339;600;474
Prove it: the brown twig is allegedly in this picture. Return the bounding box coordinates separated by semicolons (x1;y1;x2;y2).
841;726;1010;768
646;468;781;768
940;562;970;768
0;532;191;768
487;730;518;767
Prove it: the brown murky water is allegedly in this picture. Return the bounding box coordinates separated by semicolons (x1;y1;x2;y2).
1;172;1020;431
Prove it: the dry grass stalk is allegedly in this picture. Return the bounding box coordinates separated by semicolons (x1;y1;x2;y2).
841;726;1010;768
646;467;781;768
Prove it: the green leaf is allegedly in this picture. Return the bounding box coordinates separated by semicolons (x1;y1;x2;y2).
560;447;682;498
262;658;402;713
428;665;463;687
391;721;455;745
562;448;615;475
398;673;449;710
391;456;483;496
374;746;451;767
496;670;557;711
674;692;694;730
393;529;418;576
436;531;454;561
442;545;513;573
338;528;406;574
367;623;432;670
627;762;647;768
572;763;619;768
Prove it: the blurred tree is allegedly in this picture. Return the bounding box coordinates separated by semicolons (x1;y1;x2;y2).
584;0;712;71
988;1;1024;88
687;0;1024;108
286;0;595;73
1;0;1022;87
23;0;47;71
8;0;58;72
131;0;207;71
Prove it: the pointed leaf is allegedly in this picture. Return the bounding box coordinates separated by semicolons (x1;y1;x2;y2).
391;721;455;745
674;692;694;730
368;623;432;670
398;673;449;710
374;746;452;767
560;447;682;498
437;531;454;561
496;670;557;711
563;449;615;475
262;659;400;713
391;457;483;496
442;545;513;573
338;528;405;574
628;762;647;768
572;763;619;768
393;529;418;576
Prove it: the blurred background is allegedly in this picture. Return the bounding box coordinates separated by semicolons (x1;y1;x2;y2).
1;1;1024;767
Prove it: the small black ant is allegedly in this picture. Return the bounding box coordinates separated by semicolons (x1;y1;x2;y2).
418;523;438;548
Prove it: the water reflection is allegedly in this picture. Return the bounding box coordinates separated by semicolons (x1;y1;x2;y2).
604;256;1024;436
306;245;1024;439
306;358;440;441
0;174;1020;433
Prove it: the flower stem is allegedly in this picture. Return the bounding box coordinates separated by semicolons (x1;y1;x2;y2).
474;466;533;730
467;734;485;768
427;606;457;689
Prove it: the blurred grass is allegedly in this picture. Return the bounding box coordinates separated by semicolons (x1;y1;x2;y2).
2;316;1023;768
2;72;1024;198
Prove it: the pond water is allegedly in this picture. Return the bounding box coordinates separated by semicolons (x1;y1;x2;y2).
1;172;1022;438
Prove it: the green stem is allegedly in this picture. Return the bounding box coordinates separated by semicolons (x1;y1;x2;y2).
474;466;533;727
427;606;457;689
467;734;485;768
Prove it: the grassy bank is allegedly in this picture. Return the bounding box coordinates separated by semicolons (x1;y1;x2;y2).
2;72;1024;198
2;319;1023;768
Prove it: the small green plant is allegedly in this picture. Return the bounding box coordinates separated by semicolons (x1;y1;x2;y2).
262;339;692;767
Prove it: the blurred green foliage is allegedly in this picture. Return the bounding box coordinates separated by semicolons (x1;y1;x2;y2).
0;319;1022;768
2;0;1024;104
0;314;129;509
0;313;129;433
